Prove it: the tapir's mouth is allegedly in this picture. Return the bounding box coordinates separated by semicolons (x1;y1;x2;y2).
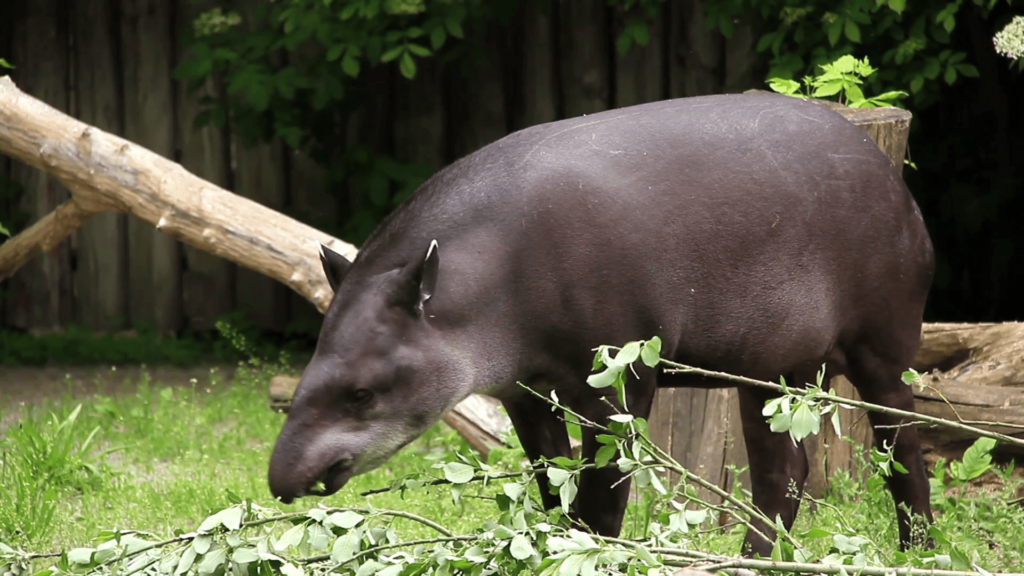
307;459;354;498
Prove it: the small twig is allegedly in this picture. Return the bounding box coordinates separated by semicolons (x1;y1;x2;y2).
597;535;1024;576
360;464;595;497
304;535;477;567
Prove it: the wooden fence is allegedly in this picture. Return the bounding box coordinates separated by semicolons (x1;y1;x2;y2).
0;0;760;336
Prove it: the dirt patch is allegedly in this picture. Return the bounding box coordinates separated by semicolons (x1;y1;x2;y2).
0;364;239;431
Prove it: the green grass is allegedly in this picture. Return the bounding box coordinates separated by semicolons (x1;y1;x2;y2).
2;359;1023;572
0;363;497;553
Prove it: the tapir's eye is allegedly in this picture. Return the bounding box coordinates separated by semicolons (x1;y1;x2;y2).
351;389;374;406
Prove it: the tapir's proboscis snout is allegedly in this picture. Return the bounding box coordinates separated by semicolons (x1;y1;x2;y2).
268;93;936;558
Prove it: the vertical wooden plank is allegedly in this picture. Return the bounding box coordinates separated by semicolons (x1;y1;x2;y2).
343;66;392;242
394;57;445;171
5;0;74;331
669;389;708;481
512;0;558;130
722;23;759;93
447;24;508;161
286;149;330;337
74;0;128;332
722;389;750;513
558;0;610;118
667;0;722;98
232;0;289;333
647;388;676;462
0;0;13;328
612;4;665;107
692;388;733;504
121;0;182;333
176;0;235;332
233;141;290;332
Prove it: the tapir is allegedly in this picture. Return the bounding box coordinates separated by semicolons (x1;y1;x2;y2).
268;92;935;557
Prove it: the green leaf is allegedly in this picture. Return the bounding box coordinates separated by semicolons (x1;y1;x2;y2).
275;523;306;552
770;411;792;433
342;54;360;78
327;44;345;62
430;27;446;50
640;337;662;367
956;63;978;77
546;467;571;487
559;478;578;514
633;22;650;47
768;78;801;95
684;508;708;525
193;534;213;555
445;18;464;39
220;507;242;531
510;534;535;560
175;547;197;575
910;75;925;93
331;531;361;564
812;80;844;97
0;222;10;236
844;19;861;43
381;46;404;63
407;43;431;57
587;367;620;389
328;510;365;529
888;0;906;14
790;403;820;441
944;66;957;85
197;546;227;575
828;18;843;46
232;547;260;564
616;32;633;56
281;563;304;576
595;444;617;468
616;341;641;365
503;482;525;501
197;510;224;534
67;548;95;565
443;461;475;484
399;51;417;79
0;58;13;69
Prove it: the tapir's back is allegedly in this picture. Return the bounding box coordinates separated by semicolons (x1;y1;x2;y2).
358;92;933;381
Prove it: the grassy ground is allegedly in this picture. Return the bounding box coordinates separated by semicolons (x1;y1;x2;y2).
2;358;1024;572
0;361;499;552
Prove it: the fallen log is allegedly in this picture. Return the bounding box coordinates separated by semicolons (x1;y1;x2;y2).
0;74;511;451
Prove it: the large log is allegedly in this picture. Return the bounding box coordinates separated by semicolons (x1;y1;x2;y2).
0;75;511;451
911;322;1024;459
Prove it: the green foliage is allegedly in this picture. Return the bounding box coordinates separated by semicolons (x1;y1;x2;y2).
0;57;12;71
0;315;314;367
174;0;486;245
0;404;111;544
768;55;908;107
707;0;994;108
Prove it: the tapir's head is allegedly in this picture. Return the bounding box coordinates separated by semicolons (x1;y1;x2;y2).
268;240;462;503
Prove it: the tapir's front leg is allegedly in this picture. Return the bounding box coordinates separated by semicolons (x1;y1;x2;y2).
502;393;574;512
574;381;657;536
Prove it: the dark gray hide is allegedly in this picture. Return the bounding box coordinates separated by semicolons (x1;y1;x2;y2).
268;92;935;557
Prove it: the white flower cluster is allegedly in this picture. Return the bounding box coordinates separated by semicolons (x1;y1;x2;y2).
994;15;1024;61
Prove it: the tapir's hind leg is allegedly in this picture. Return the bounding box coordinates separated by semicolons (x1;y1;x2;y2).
845;343;934;550
574;376;658;537
737;372;811;558
503;393;573;512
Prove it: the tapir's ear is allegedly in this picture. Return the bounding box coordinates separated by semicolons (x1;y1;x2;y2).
319;243;352;293
389;239;440;315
